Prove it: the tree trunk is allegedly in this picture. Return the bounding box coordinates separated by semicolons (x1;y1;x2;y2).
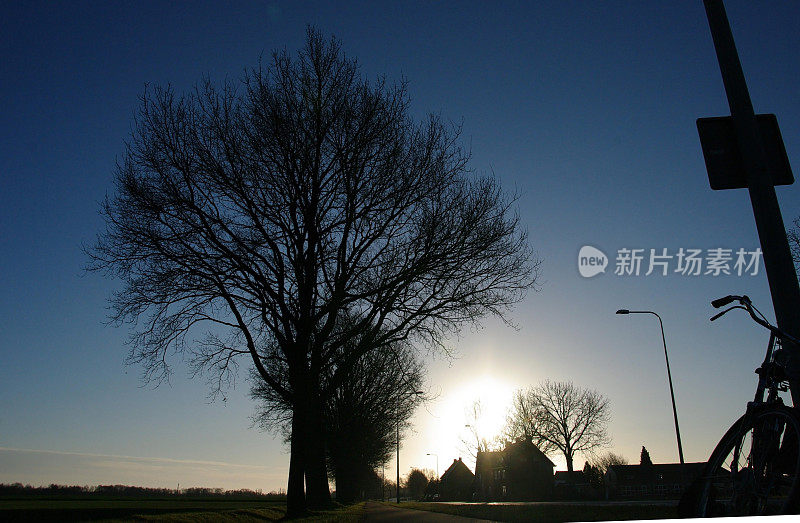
565;452;574;472
286;409;307;516
335;470;359;503
304;386;332;508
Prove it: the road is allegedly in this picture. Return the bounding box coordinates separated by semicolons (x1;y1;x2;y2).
360;502;495;522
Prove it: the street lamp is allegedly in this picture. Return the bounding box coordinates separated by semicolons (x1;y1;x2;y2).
426;452;439;480
616;309;685;464
397;390;424;503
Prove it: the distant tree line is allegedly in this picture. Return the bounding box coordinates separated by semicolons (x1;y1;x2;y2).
0;483;285;500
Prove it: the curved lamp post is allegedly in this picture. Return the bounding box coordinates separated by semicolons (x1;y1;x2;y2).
616;309;685;464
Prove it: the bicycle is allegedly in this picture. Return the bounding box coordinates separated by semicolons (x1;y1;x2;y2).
686;294;800;516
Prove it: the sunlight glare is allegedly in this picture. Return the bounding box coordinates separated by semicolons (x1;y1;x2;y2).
428;374;516;468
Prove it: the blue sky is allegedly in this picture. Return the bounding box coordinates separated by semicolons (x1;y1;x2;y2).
2;1;800;490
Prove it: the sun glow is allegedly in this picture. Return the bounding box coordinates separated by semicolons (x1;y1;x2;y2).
427;374;516;467
465;375;515;443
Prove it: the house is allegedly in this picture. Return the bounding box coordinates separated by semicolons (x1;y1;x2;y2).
605;462;706;500
439;458;475;501
553;470;596;500
474;439;555;501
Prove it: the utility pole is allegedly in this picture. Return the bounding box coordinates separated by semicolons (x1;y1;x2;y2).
396;405;400;503
702;0;800;405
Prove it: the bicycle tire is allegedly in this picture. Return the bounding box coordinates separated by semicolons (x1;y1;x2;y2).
693;404;800;516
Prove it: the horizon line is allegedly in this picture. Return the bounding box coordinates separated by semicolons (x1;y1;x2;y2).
0;446;285;472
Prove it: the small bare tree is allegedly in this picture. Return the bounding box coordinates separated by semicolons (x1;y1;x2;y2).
505;380;610;471
591;451;629;474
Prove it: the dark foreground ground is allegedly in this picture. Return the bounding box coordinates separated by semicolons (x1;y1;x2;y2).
0;498;680;522
361;502;492;521
388;501;678;522
0;499;286;521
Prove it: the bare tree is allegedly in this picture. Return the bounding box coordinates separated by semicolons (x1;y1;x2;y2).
789;217;800;272
505;381;610;472
590;451;629;474
88;28;537;515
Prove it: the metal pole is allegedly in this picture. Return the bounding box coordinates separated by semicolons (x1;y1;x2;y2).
396;396;400;503
654;312;685;465
617;310;685;464
703;0;800;405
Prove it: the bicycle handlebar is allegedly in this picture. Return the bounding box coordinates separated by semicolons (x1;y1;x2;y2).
710;294;800;346
711;295;737;308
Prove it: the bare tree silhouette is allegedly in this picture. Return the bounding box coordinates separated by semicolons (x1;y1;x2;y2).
590;451;629;474
789;217;800;271
505;381;610;472
88;28;537;515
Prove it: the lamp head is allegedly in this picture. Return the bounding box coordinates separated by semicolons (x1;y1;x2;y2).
616;309;630;315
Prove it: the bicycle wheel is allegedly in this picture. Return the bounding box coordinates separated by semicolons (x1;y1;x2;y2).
695;405;800;516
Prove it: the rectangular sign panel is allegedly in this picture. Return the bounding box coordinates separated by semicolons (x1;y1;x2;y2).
697;114;793;190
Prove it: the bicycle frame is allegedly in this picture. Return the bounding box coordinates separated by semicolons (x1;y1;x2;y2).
752;331;783;406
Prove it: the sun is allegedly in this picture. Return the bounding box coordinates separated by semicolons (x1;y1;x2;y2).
428;375;516;462
464;375;516;444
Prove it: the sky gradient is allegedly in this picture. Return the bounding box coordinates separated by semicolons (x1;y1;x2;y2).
2;1;800;490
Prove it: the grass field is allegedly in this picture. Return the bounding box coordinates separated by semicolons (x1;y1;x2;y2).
0;498;365;522
393;501;678;522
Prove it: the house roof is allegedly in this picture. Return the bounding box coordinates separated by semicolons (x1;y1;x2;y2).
505;438;556;468
474;439;555;476
440;458;475;483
